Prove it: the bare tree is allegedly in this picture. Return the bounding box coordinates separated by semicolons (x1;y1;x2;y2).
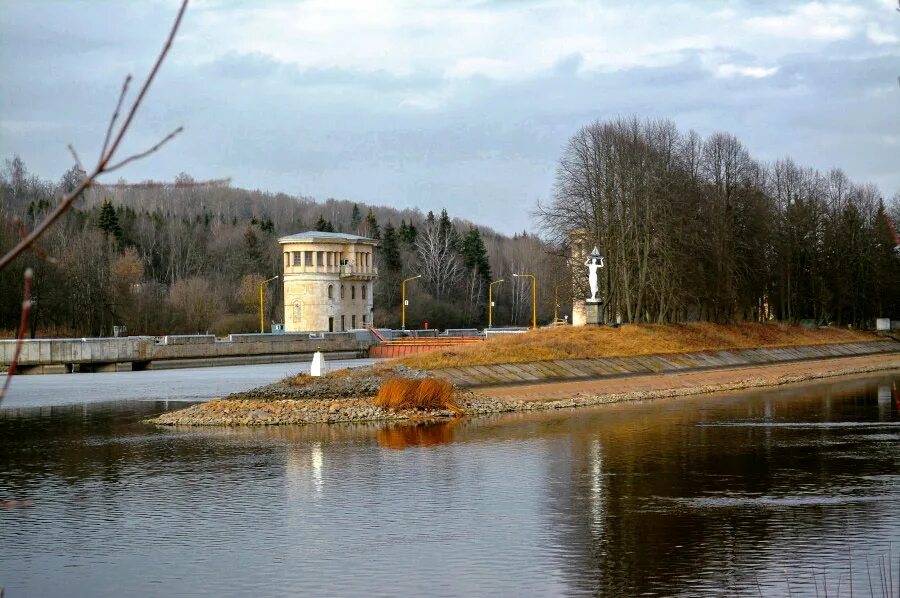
0;0;189;404
415;217;462;301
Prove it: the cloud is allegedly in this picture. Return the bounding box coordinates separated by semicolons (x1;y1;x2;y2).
1;0;898;234
715;64;780;79
746;2;867;41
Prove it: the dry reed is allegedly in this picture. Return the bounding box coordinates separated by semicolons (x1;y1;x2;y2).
374;378;461;413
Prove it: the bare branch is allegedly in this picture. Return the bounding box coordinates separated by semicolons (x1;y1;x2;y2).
67;144;85;172
98;0;189;171
0;0;189;272
0;269;33;405
104;126;184;173
100;74;133;162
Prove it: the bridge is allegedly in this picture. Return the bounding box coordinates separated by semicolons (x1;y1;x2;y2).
0;332;373;374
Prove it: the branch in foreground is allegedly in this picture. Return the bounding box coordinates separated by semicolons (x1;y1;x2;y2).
0;0;189;272
0;269;33;405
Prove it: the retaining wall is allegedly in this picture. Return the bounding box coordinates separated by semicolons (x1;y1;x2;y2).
0;332;371;374
429;340;900;388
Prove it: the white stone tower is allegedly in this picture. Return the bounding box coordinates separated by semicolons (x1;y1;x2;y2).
279;231;378;332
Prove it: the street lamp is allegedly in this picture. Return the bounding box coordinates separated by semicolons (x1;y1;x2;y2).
401;274;421;330
554;285;560;324
259;275;279;333
488;278;504;328
512;273;536;329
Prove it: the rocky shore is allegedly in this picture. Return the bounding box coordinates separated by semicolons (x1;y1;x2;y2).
147;357;898;427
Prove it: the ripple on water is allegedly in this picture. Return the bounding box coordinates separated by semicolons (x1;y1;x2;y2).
1;375;898;597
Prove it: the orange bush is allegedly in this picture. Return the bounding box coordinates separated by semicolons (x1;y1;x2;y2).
374;377;461;413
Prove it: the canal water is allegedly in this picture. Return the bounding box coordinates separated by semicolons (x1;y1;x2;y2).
1;371;899;596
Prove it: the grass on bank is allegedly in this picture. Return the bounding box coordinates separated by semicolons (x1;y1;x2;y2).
398;322;878;370
373;378;461;413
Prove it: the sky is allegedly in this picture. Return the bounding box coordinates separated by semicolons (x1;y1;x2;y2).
1;0;898;234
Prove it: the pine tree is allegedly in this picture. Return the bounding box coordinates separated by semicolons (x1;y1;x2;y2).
97;199;123;243
461;227;491;282
315;214;332;232
351;204;362;233
366;208;380;240
381;222;402;273
399;219;417;246
438;208;458;249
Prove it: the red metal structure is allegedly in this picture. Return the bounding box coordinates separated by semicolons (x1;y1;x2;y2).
365;325;484;358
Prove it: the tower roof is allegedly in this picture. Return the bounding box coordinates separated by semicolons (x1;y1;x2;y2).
278;231;378;245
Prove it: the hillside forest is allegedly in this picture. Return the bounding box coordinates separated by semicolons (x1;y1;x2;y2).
0;161;562;336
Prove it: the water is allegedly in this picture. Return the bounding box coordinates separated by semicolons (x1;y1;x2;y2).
0;358;375;408
1;372;899;596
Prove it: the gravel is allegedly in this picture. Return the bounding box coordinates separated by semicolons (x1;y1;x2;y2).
146;360;898;427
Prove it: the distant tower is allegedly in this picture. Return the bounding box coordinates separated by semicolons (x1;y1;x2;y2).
279;231;378;332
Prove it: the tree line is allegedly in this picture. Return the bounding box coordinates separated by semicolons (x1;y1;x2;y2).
0;157;564;337
539;117;900;327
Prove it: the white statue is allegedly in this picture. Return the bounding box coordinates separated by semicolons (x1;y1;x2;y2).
584;246;604;302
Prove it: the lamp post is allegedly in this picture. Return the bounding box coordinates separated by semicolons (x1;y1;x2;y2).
488;278;504;328
401;274;421;330
554;285;560;324
512;273;536;329
259;275;279;333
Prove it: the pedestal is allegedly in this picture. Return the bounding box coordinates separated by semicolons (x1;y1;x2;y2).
585;301;603;326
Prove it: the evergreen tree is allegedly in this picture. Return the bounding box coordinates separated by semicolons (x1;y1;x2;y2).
438;208;458;249
399;219;417;246
461;227;491;282
366;208;380;240
381;222;402;273
351;204;362;233
315;214;334;232
97;199;123;243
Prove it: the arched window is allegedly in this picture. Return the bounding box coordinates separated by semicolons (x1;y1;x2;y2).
351;285;356;300
328;284;333;299
362;284;367;300
340;285;345;299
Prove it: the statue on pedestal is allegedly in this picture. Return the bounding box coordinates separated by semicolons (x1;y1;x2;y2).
584;246;604;303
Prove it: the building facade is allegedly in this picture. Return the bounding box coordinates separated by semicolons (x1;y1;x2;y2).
279;231;378;332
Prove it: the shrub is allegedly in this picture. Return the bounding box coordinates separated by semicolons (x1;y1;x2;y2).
374;377;461;413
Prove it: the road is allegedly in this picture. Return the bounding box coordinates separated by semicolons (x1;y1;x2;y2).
0;358;376;408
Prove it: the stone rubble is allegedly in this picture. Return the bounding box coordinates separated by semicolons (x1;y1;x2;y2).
146;360;898;427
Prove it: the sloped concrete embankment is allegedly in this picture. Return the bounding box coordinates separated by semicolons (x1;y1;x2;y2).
427;340;900;388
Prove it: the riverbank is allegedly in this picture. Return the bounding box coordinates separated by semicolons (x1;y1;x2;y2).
398;322;878;369
147;352;899;426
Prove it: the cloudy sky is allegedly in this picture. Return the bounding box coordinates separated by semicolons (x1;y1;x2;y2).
1;0;898;233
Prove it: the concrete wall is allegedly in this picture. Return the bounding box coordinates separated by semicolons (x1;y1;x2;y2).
0;332;371;373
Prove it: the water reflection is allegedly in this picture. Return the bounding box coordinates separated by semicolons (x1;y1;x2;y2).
376;421;457;450
0;374;898;596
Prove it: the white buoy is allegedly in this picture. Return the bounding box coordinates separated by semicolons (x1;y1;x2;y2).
310;350;325;377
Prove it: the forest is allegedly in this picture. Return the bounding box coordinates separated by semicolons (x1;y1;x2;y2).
540;117;900;327
2;116;898;338
0;158;563;336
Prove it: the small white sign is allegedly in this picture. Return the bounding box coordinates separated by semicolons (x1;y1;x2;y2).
404;300;409;306
491;301;495;307
877;318;890;331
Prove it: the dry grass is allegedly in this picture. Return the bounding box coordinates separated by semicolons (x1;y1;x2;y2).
373;377;462;413
285;367;356;387
399;322;878;370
